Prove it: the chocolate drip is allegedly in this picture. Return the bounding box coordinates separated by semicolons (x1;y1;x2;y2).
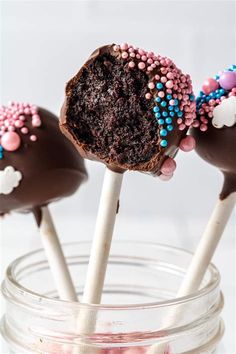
220;172;236;200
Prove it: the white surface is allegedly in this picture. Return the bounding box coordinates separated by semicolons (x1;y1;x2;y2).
0;1;236;353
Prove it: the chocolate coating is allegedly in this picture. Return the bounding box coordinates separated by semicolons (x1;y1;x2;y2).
191;124;236;199
60;44;195;176
0;107;87;221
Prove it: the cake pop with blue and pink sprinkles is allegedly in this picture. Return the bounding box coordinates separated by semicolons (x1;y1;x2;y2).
192;65;236;199
60;43;196;179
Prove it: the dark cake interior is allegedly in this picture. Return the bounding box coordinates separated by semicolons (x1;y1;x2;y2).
66;53;160;166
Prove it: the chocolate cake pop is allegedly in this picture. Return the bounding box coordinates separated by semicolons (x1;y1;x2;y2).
0;102;87;222
60;43;196;177
191;65;236;199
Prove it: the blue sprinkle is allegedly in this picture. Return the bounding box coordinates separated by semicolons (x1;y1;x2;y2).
160;129;167;137
174;107;179;112
153;106;159;113
155;97;161;103
189;94;195;101
167;125;173;131
161;101;167;107
165;117;172;124
177;111;183;117
155;112;161;119
156;83;163;90
0;145;3;152
214;75;220;80
158;119;165;125
166;94;172;100
168;105;174;111
174;99;179;106
162;111;168;117
199;91;204;97
219;88;225;95
160;140;168;148
170;111;175;117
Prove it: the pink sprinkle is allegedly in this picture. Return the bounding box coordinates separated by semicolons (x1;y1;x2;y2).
155;75;160;80
120;43;128;50
179;136;196;152
1;131;21;151
200;124;208;132
179;124;186;131
141;55;147;61
158;91;165;98
138;62;146;70
147;66;153;71
147;52;154;58
166;80;174;89
136;54;141;59
177;118;183;124
192;120;200;128
21;127;28;134
161;158;177;176
128;47;134;53
138;49;145;55
169;99;175;106
128;61;135;68
19;115;25;121
161;68;167;74
161;76;167;83
130;53;135;58
147;58;153;64
14;120;24;128
167;72;174;80
30;135;37;141
145;93;152;99
24;108;30;115
121;52;128;59
148;82;155;89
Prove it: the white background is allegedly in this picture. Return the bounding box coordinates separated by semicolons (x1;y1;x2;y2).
0;1;236;353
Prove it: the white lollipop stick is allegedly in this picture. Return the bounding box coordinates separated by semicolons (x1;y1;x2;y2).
83;168;123;304
36;206;78;302
73;168;123;354
147;192;236;354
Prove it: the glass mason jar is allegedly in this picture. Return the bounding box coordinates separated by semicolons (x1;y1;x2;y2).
1;241;224;354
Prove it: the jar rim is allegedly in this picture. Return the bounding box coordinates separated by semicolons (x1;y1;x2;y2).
3;240;220;311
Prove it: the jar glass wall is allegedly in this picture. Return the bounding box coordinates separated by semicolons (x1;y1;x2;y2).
1;241;224;354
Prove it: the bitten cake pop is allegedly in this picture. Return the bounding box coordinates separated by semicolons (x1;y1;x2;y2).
0;102;87;301
60;44;196;178
192;65;236;199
